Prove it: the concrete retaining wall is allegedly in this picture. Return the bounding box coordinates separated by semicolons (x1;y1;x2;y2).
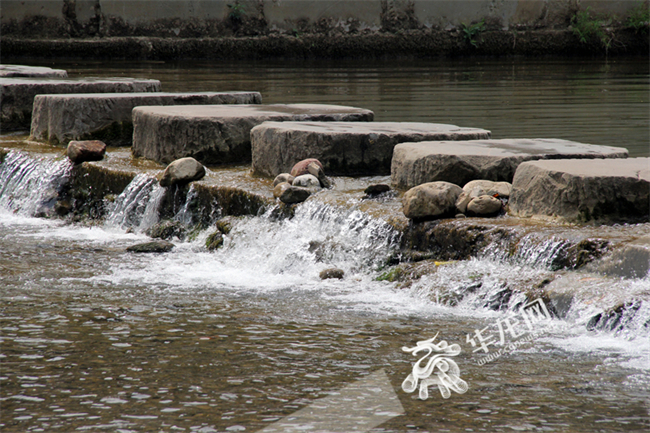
1;0;644;37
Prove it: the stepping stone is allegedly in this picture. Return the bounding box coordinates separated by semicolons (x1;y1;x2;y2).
509;157;649;224
0;77;161;131
391;138;629;189
30;91;262;146
251;121;491;177
0;64;67;78
132;104;374;165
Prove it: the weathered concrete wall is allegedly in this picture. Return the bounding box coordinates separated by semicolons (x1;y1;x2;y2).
1;0;644;37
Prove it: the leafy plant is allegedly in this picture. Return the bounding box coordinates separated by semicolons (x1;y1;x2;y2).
227;2;245;25
461;20;485;47
626;2;649;33
571;7;606;44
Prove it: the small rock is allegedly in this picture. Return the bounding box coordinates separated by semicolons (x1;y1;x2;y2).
206;231;224;251
290;158;323;177
455;191;472;214
455;213;466;219
145;220;186;240
216;216;240;235
67;140;107;164
466;195;502;216
463;180;512;198
54;200;72;217
273;182;291;199
159;157;206;187
273;173;295;187
292;174;321;188
402;182;463;219
320;268;344;280
126;240;175;253
307;161;331;188
280;186;311;204
364;184;391;196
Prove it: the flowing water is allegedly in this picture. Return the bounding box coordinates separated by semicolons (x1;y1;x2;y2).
1;57;649;432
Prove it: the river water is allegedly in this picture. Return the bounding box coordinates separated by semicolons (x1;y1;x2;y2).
1;57;649;432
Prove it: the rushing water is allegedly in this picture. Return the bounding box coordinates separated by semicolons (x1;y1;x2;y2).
1;58;649;432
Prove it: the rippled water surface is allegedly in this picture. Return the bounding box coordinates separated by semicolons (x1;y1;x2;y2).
1;57;649;432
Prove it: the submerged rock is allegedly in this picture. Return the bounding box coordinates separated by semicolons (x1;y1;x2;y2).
159;157;206;187
145;220;186;240
279;186;311;204
206;231;224;251
273;173;295;187
126;240;175;253
67;140;107;164
364;184;391;197
319;268;345;280
466;195;502;216
402;181;462;219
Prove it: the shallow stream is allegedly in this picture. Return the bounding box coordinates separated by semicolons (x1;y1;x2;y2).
0;57;648;432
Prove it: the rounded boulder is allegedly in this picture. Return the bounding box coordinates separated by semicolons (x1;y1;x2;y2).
402;182;463;219
159;157;206;187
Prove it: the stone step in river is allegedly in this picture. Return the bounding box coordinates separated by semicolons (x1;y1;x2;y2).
0;76;161;131
29;91;263;146
251;121;491;177
131;104;374;165
391;138;629;189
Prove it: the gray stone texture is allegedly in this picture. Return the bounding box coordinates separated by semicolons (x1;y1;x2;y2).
132;104;374;165
1;77;161;131
402;181;463;219
67;140;107;164
391;139;629;189
509;158;650;223
159;157;206;187
251;121;490;177
0;64;67;78
30;91;262;146
466;195;502;216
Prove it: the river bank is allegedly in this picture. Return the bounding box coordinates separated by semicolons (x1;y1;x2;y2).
3;27;649;61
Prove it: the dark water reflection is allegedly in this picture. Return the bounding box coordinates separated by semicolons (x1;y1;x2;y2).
19;56;650;157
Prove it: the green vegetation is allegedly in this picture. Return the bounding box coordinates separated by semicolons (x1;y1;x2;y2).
461;20;485;47
376;267;403;282
571;7;616;52
227;2;245;25
626;2;649;33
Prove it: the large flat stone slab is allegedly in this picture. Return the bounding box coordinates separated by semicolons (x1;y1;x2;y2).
251;121;491;177
0;64;67;78
391;138;629;189
509;158;649;224
132;104;374;165
0;77;161;131
30;91;262;146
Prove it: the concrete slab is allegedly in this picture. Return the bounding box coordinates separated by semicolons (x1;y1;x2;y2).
391;138;629;189
509;158;650;223
251;121;490;177
0;77;161;131
132;104;374;165
30;91;262;146
0;64;67;78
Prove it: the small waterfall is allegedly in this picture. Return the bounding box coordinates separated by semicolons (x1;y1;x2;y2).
218;200;402;277
105;174;164;231
0;150;72;217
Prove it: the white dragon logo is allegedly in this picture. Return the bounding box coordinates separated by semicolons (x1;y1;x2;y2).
402;333;468;400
